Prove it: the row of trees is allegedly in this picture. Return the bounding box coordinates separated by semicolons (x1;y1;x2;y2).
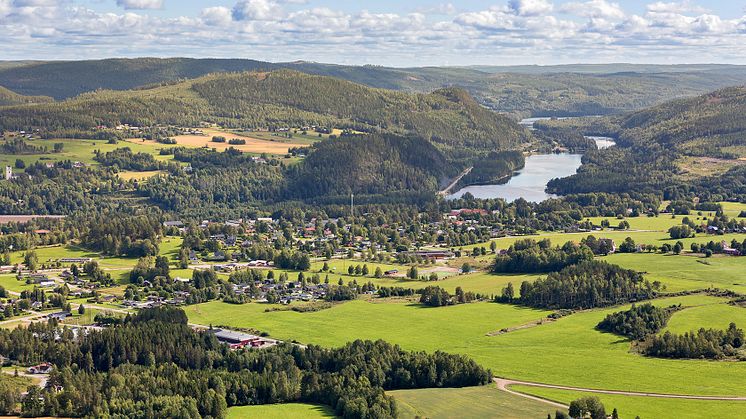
641;323;744;360
0;307;492;418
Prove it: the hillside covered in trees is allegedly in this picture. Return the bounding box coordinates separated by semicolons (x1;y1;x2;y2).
0;70;530;158
0;307;491;418
0;86;52;106
545;87;746;202
4;58;746;116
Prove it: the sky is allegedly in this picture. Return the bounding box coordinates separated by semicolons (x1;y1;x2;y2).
1;0;745;66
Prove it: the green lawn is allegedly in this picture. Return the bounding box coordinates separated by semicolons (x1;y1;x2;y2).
390;385;557;419
664;302;746;334
0;137;171;170
604;252;746;293
0;368;35;391
511;385;746;419
720;202;746;218
226;403;335;418
0;273;36;293
185;294;746;397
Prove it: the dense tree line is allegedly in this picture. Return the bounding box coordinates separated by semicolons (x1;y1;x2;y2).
93;147;163;171
597;303;679;340
493;239;594;274
419;286;478;307
507;261;653;309
641;323;744;360
0;308;491;418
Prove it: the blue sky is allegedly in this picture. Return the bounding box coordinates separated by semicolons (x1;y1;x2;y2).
1;0;745;66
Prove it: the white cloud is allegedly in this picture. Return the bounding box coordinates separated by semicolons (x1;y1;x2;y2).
562;0;625;20
232;0;282;21
508;0;553;17
0;0;745;66
200;6;232;26
116;0;163;10
0;0;11;17
646;1;708;15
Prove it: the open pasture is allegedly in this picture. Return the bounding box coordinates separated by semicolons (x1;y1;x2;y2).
0;137;169;169
390;385;556;419
226;403;335;419
511;385;746;419
604;252;746;293
664;301;746;334
165;128;307;155
185;294;746;397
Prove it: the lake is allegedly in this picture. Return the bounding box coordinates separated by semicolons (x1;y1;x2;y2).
447;117;615;202
448;153;583;202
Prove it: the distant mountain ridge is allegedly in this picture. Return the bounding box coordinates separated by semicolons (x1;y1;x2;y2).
4;58;746;116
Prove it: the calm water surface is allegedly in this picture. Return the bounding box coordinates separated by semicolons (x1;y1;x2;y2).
448;117;616;202
448;153;583;202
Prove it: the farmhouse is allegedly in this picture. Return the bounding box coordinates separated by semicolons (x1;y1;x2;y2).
48;311;72;321
28;362;53;374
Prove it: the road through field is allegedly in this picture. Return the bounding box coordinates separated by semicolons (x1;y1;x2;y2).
494;378;746;402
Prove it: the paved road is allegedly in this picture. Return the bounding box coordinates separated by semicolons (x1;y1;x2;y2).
0;311;46;326
494;377;746;402
438;166;472;196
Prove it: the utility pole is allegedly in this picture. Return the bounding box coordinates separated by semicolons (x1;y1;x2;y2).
350;193;354;217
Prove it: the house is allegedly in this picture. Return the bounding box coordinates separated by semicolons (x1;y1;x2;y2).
722;241;742;256
409;250;454;260
28;362;53;374
59;257;93;264
48;311;71;321
384;269;399;276
163;220;184;228
210;329;263;349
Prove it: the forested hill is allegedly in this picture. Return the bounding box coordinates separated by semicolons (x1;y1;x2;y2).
4;58;746;117
544;86;746;201
610;86;746;154
0;70;530;156
0;58;278;100
0;85;53;106
285;135;449;202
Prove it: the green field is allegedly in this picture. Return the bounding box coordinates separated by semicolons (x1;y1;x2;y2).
664;302;746;334
0;137;171;170
390;385;557;419
0;273;37;293
511;385;746;419
0;368;35;391
604;252;746;293
721;202;746;218
185;294;746;397
226;403;335;418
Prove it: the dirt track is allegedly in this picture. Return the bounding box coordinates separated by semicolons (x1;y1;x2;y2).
494;377;746;403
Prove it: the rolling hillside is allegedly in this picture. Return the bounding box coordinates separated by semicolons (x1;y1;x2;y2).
0;70;530;156
4;58;746;116
612;86;746;155
0;85;53;106
545;87;746;200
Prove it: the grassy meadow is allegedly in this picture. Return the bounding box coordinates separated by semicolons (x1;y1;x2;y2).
390;385;557;419
511;385;746;419
185;293;746;397
226;403;335;419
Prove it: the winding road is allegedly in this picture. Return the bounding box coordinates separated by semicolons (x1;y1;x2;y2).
494;377;746;406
